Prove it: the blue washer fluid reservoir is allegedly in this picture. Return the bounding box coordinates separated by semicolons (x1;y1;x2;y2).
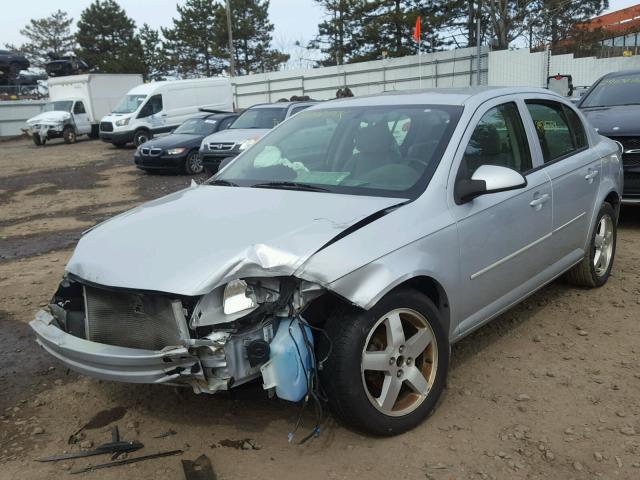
260;317;314;402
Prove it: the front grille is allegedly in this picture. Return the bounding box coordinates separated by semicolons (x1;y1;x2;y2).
100;121;113;132
84;286;184;350
208;142;235;151
608;136;640;166
140;147;162;156
624;172;640;194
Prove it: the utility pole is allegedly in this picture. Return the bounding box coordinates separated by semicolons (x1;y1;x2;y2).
225;0;236;77
476;0;482;86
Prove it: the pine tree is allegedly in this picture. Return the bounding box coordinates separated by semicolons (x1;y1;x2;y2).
162;0;226;78
216;0;289;75
139;24;166;81
9;10;75;68
534;0;608;49
310;0;367;66
76;0;143;74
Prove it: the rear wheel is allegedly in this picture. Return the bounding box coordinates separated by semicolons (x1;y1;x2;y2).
32;134;46;146
63;126;77;144
566;202;616;287
133;129;151;147
184;150;203;175
320;289;449;436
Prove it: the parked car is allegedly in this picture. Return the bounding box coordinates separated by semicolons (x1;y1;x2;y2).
134;112;238;174
25;74;142;145
100;78;233;147
30;88;621;436
45;55;90;78
0;49;29;83
199;101;315;173
578;69;640;203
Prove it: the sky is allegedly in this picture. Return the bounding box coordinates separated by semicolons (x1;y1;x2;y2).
1;0;638;65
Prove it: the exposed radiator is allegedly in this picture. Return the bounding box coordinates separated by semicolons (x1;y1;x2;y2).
84;286;185;350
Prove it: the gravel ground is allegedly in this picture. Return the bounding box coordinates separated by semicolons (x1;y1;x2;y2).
1;137;639;480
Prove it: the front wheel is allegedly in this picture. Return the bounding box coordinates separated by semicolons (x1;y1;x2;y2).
32;134;46;146
320;289;449;436
133;129;151;147
184;150;203;175
63;126;77;144
566;202;617;287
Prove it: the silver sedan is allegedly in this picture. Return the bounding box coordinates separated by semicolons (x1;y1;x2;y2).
31;87;622;436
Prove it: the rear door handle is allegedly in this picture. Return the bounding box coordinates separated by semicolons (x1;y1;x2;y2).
529;193;550;210
585;169;599;183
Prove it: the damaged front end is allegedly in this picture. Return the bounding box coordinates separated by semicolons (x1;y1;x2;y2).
30;275;323;401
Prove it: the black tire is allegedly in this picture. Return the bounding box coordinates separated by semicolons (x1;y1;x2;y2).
184;150;204;175
319;288;449;436
32;134;46;146
566;202;617;288
63;126;77;144
133;129;151;147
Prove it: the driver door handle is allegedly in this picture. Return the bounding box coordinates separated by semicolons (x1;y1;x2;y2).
529;193;550;210
585;169;599;182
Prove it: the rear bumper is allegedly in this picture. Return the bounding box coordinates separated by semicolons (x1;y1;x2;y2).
30;310;199;385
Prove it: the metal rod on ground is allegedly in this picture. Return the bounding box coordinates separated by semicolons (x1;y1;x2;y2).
225;0;236;77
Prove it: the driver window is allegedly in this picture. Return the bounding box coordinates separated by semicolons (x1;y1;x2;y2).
73;101;86;114
138;94;163;118
461;102;532;177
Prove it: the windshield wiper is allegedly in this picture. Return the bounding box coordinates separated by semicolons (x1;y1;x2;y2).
251;181;330;192
208;179;239;187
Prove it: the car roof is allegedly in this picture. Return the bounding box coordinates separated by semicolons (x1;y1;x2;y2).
313;87;556;109
599;69;640;78
249;101;316;110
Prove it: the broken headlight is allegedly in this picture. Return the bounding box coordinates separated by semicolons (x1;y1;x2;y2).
223;279;257;315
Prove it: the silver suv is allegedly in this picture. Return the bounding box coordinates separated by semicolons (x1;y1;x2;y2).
31;88;622;436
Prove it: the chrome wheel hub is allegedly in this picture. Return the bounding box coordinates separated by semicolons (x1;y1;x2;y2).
361;308;437;417
188;153;202;173
593;214;614;277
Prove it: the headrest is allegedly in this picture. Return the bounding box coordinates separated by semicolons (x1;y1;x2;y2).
355;123;396;154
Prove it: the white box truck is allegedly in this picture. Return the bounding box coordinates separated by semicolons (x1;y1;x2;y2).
26;74;142;146
99;77;233;147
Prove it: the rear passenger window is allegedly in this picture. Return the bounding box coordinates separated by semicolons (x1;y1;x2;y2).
525;101;587;163
461;102;532;176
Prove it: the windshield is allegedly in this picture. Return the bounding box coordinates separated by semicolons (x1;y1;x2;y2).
174;117;218;135
215;105;462;198
43;101;73;112
581;74;640;107
112;94;147;114
230;107;287;129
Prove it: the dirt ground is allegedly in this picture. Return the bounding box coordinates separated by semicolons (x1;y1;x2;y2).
1;136;639;480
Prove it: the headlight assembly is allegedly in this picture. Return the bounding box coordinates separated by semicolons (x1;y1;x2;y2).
238;138;257;152
166;147;187;155
223;279;257;315
115;117;130;127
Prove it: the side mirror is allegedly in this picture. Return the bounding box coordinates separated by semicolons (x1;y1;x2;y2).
456;164;527;204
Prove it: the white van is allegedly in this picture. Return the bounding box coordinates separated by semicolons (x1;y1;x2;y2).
99;78;233;147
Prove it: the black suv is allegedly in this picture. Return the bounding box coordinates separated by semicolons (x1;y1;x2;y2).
45;55;90;77
579;69;640;203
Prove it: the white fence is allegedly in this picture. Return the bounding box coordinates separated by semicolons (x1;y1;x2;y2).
489;48;640;88
0;100;46;138
231;47;489;108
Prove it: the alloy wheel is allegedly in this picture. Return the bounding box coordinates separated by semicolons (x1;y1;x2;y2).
361;308;438;417
593;214;614;277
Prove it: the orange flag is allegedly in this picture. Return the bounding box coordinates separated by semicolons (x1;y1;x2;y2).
413;16;421;42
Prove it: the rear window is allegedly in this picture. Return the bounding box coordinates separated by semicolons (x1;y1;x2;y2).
580;74;640;107
231;108;287;129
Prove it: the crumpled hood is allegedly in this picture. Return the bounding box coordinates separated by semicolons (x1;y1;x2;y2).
202;128;270;145
66;185;405;296
27;111;70;126
580;105;640;136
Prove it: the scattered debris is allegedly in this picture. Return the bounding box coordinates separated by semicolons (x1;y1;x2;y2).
154;429;177;439
68;406;127;444
70;449;183;475
182;454;216;480
214;439;261;450
37;426;142;462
